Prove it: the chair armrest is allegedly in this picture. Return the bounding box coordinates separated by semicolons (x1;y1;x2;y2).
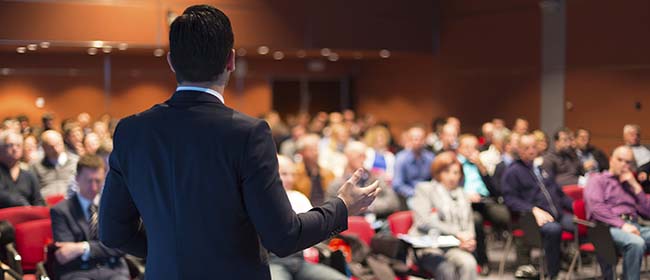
573;217;595;228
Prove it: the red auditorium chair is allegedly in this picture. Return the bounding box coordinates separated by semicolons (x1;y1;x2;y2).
0;206;50;227
13;219;52;279
562;185;583;201
341;216;375;246
45;194;65;207
387;211;414;235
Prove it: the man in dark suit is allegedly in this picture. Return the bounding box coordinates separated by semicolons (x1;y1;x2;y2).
98;4;379;280
51;155;129;280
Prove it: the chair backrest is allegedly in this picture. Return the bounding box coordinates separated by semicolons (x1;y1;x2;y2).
15;219;52;271
588;222;618;266
573;199;588;236
387;211;413;235
341;216;375;245
0;206;50;226
562;185;583;201
45;194;65;207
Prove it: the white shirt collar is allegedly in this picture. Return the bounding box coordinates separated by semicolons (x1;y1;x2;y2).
176;86;225;104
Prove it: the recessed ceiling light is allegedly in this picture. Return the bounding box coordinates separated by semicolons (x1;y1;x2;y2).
320;48;331;57
328;53;339;62
379;49;391;58
257;46;269;55
16;47;26;54
273;51;284;60
27;44;38;51
40;42;50;49
87;48;98;55
117;43;128;51
102;46;112;53
153;48;165;57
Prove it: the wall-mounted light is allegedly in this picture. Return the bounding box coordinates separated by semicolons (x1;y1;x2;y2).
153;48;165;57
236;48;247;57
273;51;284;60
320;48;331;57
379;49;391;58
118;43;128;51
257;46;269;55
87;48;98;55
296;50;306;58
328;53;339;62
40;42;50;49
27;44;38;51
16;47;26;54
102;46;112;53
35;97;45;109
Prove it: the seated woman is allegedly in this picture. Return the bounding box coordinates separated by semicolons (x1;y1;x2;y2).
409;151;478;280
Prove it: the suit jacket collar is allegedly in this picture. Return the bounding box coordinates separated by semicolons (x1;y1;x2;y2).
69;193;90;240
167;90;224;106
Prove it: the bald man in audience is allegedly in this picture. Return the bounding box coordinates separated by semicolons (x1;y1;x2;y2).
393;126;435;209
271;155;347;280
585;146;650;280
0;131;44;208
31;130;78;197
327;141;400;219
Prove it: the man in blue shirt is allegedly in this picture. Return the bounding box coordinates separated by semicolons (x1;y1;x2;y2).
393;126;435;209
457;134;510;274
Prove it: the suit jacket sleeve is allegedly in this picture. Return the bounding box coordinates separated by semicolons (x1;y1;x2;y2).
99;123;148;258
240;121;348;257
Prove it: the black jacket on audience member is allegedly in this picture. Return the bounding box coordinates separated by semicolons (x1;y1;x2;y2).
51;193;128;278
99;90;348;280
0;164;44;208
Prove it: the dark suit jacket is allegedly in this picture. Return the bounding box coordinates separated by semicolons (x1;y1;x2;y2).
99;90;348;279
50;193;126;276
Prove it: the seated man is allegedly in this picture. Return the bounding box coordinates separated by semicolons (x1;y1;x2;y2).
0;131;44;208
273;155;347;280
575;128;608;173
542;128;584;186
293;134;335;207
623;124;650;188
502;134;574;280
51;155;129;280
584;146;650;280
31;130;78;198
326;141;400;219
393;126;435;209
457;134;510;274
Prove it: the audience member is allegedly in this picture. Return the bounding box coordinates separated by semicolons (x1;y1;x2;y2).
575;128;608;173
326;141;399;219
21;134;40;167
83;132;101;156
31;130;78;197
480;128;507;176
77;112;92;135
457;134;510;273
50;155;129;280
512;118;529;135
318;124;349;178
426;117;447;153
542;128;584;186
446;117;461;132
280;125;306;157
0;131;44;208
16;115;32;135
479;122;495;152
584;145;650;280
410;151;477;280
623;124;650;184
293;134;335;206
532;130;549;157
363;125;395;183
393;126;434;209
502;134;574;279
63;122;85;157
435;123;458;155
42;113;56;132
492;132;519;195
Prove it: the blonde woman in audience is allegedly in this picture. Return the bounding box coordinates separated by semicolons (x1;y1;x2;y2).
363;125;395;183
409;151;477;280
